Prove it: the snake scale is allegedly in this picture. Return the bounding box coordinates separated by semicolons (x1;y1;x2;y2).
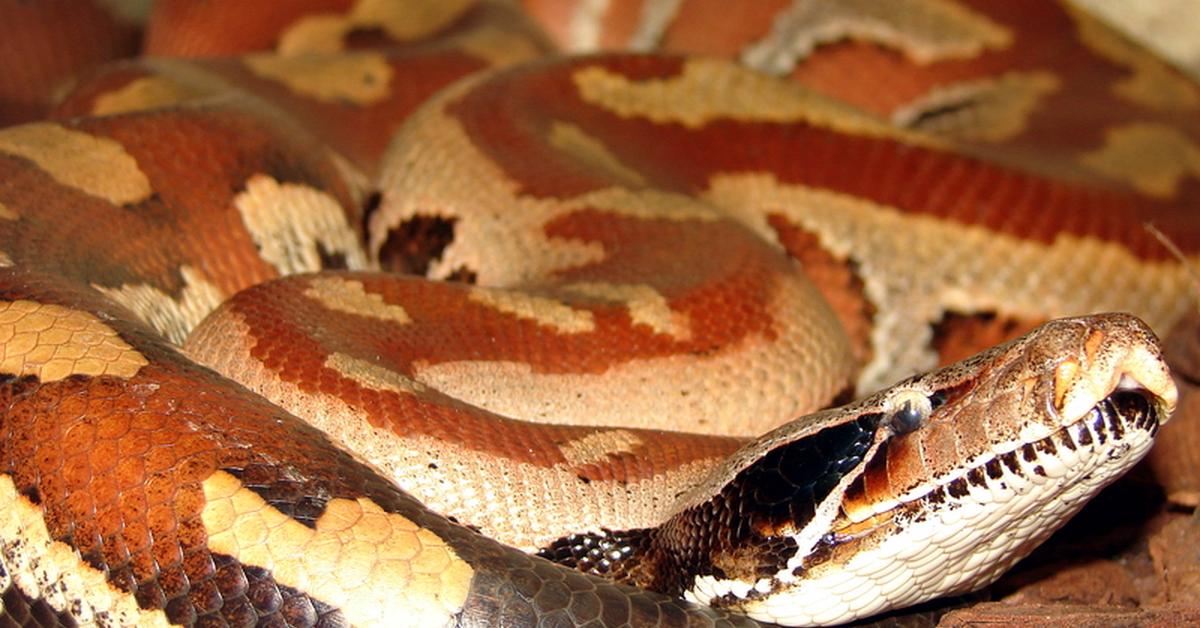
0;0;1197;626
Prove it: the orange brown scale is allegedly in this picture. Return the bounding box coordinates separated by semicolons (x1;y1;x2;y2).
196;51;496;178
657;0;796;57
551;0;1200;201
145;0;550;58
0;2;1194;625
448;56;1199;259
217;272;745;479
0;107;359;324
144;0;355;56
55;50;552;179
766;213;875;368
46;64;165;119
253;265;771;378
0;0;139;126
542;210;788;343
779;1;1200;199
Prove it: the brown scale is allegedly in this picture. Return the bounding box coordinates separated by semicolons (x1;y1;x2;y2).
249;216;789;377
655;0;796;58
47;64;163;119
523;0;795;55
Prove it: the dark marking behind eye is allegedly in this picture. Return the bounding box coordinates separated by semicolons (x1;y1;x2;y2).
643;413;884;595
378;213;457;276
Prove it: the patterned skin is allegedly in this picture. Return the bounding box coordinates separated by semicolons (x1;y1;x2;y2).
0;0;1196;626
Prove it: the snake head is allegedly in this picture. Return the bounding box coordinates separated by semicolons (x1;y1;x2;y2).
663;312;1175;626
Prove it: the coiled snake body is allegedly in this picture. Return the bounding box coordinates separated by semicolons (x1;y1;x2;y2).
0;1;1196;626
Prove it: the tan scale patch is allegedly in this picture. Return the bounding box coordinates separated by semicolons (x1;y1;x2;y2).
741;0;1011;76
0;476;172;626
304;277;412;324
325;352;427;395
456;25;545;67
571;58;937;145
233;174;368;275
91;76;204;116
276;15;349;55
0;200;18;220
201;471;474;627
467;287;595;334
0;123;151;206
0;300;147;382
1081;123;1200;198
577;186;721;223
558;429;644;467
548;120;647;187
278;0;474;54
0;251;12;267
562;281;690;340
243;53;393;106
93;265;225;345
1070;4;1200;110
893;72;1060;142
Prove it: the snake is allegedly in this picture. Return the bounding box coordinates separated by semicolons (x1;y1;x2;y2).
0;0;1197;626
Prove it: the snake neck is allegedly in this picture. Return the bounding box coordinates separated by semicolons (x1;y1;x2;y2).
538;412;885;597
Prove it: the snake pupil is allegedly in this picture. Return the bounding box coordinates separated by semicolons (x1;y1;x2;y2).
889;400;924;435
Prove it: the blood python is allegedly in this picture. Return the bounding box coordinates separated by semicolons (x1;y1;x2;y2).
0;1;1196;626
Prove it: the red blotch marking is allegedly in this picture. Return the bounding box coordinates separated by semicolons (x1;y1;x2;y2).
232;272;746;479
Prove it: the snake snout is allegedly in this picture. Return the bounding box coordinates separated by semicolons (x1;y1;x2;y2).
1047;312;1177;429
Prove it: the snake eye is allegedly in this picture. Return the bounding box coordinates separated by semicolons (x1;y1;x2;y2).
884;390;933;435
888;400;925;434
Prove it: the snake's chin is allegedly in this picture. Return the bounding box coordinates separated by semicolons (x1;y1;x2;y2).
733;385;1165;627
